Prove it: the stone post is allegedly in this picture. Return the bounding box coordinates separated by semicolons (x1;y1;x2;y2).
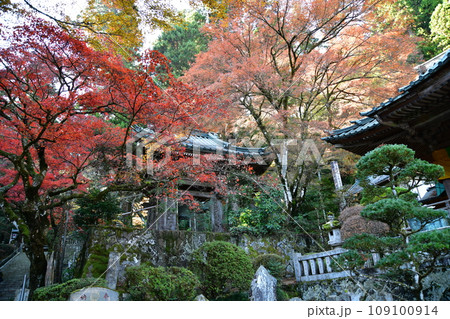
330;160;347;210
211;195;224;232
106;251;120;290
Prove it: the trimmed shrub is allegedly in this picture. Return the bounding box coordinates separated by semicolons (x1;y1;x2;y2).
32;278;106;301
190;241;254;299
168;267;201;301
253;254;285;279
125;264;200;301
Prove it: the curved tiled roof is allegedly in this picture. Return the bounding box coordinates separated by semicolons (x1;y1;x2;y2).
323;49;450;153
181;130;270;156
323;117;379;143
132;126;272;161
361;49;450;118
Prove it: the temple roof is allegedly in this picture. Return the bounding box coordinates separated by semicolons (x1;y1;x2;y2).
132;127;273;174
323;49;450;161
181;130;271;157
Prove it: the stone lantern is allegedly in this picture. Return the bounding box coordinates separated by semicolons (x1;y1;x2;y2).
322;213;342;248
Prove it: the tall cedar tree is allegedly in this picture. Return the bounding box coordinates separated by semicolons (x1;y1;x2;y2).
183;0;418;218
0;19;221;292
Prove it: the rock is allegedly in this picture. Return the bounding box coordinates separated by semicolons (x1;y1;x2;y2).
289;297;302;301
106;251;120;290
195;294;208;301
69;287;119;301
250;265;277;301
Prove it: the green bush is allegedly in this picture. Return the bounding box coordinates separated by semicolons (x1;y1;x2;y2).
253;254;285;279
168;267;201;300
190;241;254;299
32;278;106;301
276;287;290;301
125;264;200;301
228;189;286;236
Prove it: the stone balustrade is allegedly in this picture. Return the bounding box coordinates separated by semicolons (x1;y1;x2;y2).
292;248;381;282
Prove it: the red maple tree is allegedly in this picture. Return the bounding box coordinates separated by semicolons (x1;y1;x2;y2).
0;19;221;291
183;0;419;216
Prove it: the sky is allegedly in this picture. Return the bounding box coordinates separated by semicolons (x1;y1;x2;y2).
3;0;192;49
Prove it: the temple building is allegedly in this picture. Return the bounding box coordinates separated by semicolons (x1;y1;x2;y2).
129;129;273;232
324;49;450;202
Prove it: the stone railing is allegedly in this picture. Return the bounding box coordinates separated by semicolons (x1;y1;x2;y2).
292;248;381;282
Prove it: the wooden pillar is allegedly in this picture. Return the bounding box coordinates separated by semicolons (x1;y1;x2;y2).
443;179;450;200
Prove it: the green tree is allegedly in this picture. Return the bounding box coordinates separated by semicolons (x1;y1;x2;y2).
154;12;210;77
340;144;449;300
228;184;286;236
430;0;450;52
398;0;443;58
73;189;122;229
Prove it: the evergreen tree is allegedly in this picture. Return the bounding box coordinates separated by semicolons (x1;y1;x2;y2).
153;12;210;77
398;0;443;58
339;144;449;300
430;0;450;52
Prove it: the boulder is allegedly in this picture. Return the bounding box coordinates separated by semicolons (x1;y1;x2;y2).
195;294;208;301
250;265;277;301
69;287;119;301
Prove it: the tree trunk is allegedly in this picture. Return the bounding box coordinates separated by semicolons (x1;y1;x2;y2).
24;224;48;293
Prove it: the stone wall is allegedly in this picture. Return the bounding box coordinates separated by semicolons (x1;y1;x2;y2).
298;271;450;301
82;227;307;289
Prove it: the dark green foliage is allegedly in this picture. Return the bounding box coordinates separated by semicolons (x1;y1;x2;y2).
294;169;340;238
167;267;201;301
32;278;106;301
153;11;210;77
342;233;401;254
342;144;449;299
0;243;14;260
335;250;368;272
398;0;442;58
400;0;442;34
356;145;443;188
0;208;13;244
228;186;286;236
362;198;416;233
73;189;122;229
276;287;290;301
253;254;285;279
82;245;109;279
190;241;254;299
214;291;249;301
125;264;200;301
430;0;450;52
361;186;417;205
407;228;450;258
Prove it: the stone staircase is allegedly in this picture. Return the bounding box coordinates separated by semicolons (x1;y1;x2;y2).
0;252;30;301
